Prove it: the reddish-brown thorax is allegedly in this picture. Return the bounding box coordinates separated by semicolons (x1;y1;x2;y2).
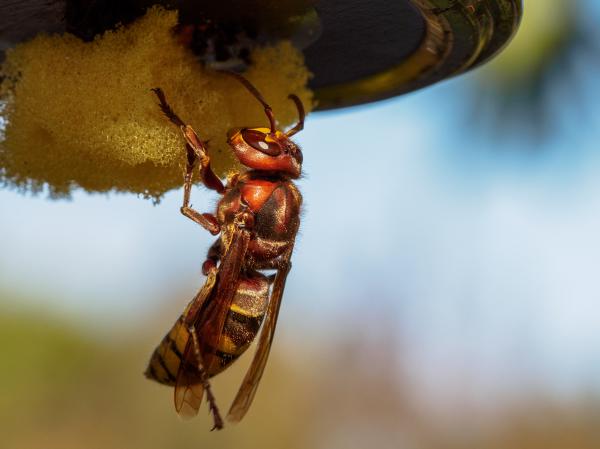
240;179;279;213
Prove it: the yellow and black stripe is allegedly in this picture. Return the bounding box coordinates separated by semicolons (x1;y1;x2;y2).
145;273;270;385
145;317;190;386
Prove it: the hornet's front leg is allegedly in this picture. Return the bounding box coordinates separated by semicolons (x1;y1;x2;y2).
180;143;221;235
152;88;224;235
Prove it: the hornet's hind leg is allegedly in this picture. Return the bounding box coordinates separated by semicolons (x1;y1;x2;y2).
188;325;224;430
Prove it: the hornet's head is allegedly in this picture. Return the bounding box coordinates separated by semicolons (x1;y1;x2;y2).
222;71;305;179
228;126;303;178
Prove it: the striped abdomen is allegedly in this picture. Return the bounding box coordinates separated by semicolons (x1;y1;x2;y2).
146;273;269;385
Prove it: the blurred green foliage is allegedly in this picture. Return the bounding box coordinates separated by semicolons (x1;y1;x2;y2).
0;303;315;449
472;0;599;138
1;295;599;449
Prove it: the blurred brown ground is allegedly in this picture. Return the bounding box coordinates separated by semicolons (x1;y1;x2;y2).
1;301;598;449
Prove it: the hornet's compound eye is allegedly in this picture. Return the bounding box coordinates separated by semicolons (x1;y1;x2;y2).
241;129;282;156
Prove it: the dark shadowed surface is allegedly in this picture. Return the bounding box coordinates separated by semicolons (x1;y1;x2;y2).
303;0;425;87
0;0;522;108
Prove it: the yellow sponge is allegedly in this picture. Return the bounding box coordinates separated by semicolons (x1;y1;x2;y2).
0;7;313;200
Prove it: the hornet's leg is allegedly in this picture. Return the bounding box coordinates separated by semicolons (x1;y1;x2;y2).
151;87;224;193
180;143;221;235
151;88;224;235
188;325;224;430
202;239;222;275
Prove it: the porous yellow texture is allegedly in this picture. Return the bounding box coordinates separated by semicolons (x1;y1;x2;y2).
0;7;313;200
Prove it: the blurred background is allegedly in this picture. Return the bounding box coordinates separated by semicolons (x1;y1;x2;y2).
1;0;600;447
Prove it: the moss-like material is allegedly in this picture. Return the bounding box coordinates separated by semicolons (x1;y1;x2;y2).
0;7;313;200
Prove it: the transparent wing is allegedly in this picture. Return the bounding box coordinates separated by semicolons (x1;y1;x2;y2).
174;362;205;420
173;226;250;418
172;270;218;418
198;227;250;369
227;252;292;422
